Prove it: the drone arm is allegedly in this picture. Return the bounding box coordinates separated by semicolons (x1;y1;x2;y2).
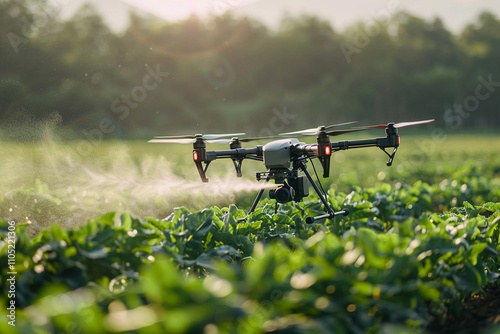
332;138;379;150
194;146;264;182
331;133;400;166
245;155;264;161
210;146;263;160
331;133;399;151
298;139;394;154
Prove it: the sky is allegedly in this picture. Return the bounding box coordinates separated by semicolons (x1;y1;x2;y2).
53;0;500;33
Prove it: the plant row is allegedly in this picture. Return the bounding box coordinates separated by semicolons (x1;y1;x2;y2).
1;180;499;333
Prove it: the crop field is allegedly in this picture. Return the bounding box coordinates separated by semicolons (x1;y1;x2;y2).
1;132;499;232
2;1;500;332
1;133;500;333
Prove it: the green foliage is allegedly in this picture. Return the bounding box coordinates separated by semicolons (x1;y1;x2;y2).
1;187;499;332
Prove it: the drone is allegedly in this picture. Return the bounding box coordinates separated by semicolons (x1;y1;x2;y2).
149;120;434;224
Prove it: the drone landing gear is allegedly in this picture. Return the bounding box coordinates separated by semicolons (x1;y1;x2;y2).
239;161;349;224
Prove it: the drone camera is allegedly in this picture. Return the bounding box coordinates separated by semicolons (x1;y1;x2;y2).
269;184;293;203
269;176;309;203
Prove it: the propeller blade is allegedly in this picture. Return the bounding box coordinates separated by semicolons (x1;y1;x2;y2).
324;128;368;136
202;133;246;139
239;135;278;142
205;139;233;144
394;119;435;128
153;133;246;140
279;121;358;136
153;135;196;139
324;121;359;131
324;119;435;136
206;135;280;144
326;119;434;136
148;138;196;144
348;119;436;130
150;135;276;145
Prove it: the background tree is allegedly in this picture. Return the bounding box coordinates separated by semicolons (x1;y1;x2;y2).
0;0;498;140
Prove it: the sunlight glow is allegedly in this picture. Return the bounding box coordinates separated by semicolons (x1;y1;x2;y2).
121;0;213;21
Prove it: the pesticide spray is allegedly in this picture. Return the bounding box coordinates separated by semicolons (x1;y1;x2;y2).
0;133;277;233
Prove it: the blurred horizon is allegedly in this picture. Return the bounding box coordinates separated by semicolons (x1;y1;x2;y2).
57;0;500;34
1;0;500;141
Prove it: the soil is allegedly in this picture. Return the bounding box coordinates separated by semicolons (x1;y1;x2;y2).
428;285;500;334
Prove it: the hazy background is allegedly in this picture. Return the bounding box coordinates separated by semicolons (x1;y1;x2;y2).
58;0;500;34
1;0;499;140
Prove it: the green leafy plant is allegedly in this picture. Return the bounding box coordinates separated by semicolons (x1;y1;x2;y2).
1;186;499;333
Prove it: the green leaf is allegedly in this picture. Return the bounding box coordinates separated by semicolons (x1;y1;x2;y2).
356;228;391;269
452;264;483;293
195;218;213;237
97;212;115;227
120;212;132;230
464;201;481;218
468;243;486;266
418;282;441;301
76;245;110;259
195;245;241;270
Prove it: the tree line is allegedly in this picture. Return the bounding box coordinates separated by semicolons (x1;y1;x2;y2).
1;0;499;140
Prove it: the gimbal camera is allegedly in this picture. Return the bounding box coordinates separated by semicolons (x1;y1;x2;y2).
150;120;434;224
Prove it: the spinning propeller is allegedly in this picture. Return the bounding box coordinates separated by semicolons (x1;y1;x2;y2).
149;120;434;145
359;119;435;129
280;119;435;137
148;133;245;144
279;121;358;136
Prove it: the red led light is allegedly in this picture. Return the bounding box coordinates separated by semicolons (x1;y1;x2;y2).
324;145;331;156
398;136;401;145
193;151;199;161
